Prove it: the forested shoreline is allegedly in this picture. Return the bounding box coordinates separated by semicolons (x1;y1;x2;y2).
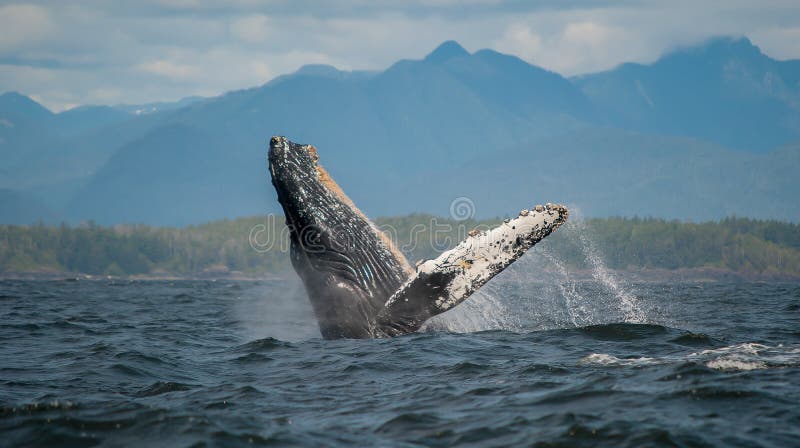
1;215;799;280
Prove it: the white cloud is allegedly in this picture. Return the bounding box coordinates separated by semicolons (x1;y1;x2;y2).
499;23;542;60
137;59;200;80
495;16;652;75
87;87;124;103
0;1;799;109
230;14;271;43
749;26;800;60
0;4;55;50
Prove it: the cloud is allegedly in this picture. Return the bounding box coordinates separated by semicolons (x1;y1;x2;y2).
0;1;799;110
230;14;272;43
492;2;800;75
499;23;542;60
137;59;200;80
0;4;55;50
749;26;800;60
496;19;646;75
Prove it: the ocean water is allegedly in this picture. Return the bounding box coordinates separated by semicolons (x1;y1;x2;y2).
1;276;799;447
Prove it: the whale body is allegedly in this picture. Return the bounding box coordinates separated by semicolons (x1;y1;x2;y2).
268;136;568;339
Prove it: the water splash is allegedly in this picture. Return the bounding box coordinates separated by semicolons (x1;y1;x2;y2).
431;208;649;333
233;279;320;342
422;283;524;333
563;212;646;323
536;246;593;327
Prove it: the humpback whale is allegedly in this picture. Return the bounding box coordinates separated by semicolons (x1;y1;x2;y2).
268;136;568;339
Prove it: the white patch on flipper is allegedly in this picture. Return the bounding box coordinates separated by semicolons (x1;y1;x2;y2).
386;204;568;312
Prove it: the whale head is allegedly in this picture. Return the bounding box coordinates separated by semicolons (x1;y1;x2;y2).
268;136;374;261
268;136;326;227
268;136;412;338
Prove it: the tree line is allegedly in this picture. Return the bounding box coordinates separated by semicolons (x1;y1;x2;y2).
1;215;799;277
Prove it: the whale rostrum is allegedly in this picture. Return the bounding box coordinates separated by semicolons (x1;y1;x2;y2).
268;136;568;339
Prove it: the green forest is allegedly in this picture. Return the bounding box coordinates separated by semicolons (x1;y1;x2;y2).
2;215;800;279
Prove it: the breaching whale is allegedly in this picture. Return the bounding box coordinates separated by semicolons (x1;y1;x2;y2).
268;136;568;339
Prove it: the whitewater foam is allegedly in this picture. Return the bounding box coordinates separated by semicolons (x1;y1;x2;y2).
579;353;659;366
584;343;800;371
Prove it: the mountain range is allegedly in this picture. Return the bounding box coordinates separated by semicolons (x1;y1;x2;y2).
1;36;799;225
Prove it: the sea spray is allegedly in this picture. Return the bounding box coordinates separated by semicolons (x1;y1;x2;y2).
421;283;524;333
561;210;646;323
234;279;319;342
430;209;651;333
536;246;593;327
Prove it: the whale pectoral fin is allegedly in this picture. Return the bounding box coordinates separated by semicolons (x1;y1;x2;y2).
377;204;569;336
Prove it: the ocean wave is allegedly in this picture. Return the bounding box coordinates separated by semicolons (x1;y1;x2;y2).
133;381;192;397
582;343;800;371
579;353;659;366
3;279;799;447
229;337;292;353
578;323;669;341
690;343;800;371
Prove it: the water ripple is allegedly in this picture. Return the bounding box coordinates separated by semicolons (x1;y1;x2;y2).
1;279;798;447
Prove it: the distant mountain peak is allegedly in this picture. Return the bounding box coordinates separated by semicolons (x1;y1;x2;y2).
0;91;53;119
1;91;27;100
424;40;470;63
295;64;342;77
0;91;46;108
706;35;756;49
663;35;765;63
700;36;762;56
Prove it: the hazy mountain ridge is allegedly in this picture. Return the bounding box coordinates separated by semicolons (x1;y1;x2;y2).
0;189;57;225
574;37;800;151
1;37;799;225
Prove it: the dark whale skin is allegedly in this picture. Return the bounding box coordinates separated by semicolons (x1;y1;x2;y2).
269;136;412;338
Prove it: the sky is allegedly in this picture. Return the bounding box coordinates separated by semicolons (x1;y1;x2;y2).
1;0;799;111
